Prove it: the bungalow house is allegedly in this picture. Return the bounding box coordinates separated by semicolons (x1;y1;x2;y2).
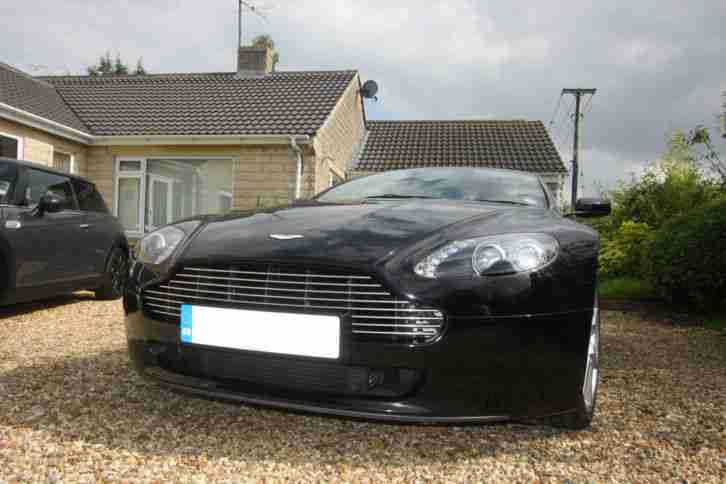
1;45;566;239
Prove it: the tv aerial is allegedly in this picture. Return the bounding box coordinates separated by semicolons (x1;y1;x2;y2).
238;1;274;45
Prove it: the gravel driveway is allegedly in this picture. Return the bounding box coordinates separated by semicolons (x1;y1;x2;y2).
1;295;724;483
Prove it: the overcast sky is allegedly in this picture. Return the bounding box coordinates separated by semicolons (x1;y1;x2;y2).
1;0;724;196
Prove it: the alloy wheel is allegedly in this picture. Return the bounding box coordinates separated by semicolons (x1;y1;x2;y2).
583;307;600;412
108;250;127;295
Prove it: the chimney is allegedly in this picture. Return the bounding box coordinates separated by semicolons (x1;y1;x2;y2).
237;44;273;77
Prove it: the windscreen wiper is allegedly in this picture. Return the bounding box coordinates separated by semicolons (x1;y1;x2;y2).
364;194;439;200
473;199;533;206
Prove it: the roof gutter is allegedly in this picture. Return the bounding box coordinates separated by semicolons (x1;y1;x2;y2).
0;102;93;145
91;134;312;146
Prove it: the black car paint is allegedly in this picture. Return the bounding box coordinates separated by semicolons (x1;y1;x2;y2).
0;158;127;305
125;189;600;422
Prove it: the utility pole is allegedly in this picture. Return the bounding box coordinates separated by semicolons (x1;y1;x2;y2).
562;88;596;209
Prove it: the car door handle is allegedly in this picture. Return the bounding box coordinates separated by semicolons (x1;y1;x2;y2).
79;224;92;229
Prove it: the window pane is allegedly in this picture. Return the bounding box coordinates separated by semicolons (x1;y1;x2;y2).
147;177;170;228
119;160;142;172
146;159;233;226
0;135;19;159
53;152;72;172
118;177;141;232
219;192;232;212
73;179;108;213
25;169;77;210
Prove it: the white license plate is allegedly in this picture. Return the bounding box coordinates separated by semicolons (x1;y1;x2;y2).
180;305;340;359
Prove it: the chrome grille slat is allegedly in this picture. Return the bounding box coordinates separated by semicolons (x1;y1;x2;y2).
146;307;181;317
158;284;411;305
145;292;375;312
175;273;383;288
141;265;445;345
352;330;439;336
351;314;443;320
352;323;442;328
168;279;389;295
145;301;180;310
144;292;441;314
185;267;372;279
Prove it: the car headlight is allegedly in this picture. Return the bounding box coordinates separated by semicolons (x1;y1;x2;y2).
134;221;199;266
414;233;559;279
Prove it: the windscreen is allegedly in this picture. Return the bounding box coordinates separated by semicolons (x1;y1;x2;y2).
316;168;548;207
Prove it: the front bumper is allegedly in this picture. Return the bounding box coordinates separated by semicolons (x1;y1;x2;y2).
125;290;593;423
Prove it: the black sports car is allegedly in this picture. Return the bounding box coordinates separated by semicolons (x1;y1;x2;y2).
124;167;610;429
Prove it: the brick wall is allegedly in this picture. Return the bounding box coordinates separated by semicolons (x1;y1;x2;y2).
85;146;115;207
233;145;315;209
0;118;88;174
312;75;366;194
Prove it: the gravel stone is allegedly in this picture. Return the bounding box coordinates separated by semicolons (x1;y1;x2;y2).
1;294;724;483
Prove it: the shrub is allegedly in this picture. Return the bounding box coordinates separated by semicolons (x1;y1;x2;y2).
646;198;726;312
609;161;720;230
598;221;654;278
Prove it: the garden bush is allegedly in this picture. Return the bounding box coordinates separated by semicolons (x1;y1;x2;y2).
598;221;654;278
646;197;726;312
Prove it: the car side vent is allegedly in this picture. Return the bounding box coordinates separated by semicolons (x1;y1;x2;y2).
141;265;444;345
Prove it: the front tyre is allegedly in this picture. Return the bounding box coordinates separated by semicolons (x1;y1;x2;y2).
95;247;128;300
546;305;600;430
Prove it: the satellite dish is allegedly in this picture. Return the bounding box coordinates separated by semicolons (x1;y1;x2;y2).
360;80;379;100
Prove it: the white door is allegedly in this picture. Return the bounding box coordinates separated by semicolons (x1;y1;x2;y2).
146;175;174;231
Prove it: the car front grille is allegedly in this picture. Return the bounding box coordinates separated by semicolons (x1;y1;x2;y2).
141;265;444;345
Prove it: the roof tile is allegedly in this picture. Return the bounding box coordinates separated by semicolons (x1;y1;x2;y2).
35;70;357;137
0;63;88;132
355;120;566;173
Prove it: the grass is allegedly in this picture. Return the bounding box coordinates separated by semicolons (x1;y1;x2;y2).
704;313;726;331
598;276;658;301
598;276;726;332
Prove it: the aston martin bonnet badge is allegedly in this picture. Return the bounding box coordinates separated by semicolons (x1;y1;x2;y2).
269;234;304;240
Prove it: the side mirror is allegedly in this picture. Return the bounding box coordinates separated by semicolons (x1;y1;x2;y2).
571;198;611;218
37;193;65;215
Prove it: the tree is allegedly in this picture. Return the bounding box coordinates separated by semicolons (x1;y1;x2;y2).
134;58;147;75
685;125;725;184
87;52;114;76
252;34;280;72
87;52;148;76
113;54;129;75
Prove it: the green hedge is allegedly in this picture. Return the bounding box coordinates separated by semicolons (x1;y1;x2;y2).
598;221;654;278
647;198;726;312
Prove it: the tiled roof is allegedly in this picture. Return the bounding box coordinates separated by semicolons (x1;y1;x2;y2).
0;63;88;132
38;70;358;136
356;120;567;173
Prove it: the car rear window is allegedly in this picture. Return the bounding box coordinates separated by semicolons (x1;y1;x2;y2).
0;161;18;204
24;168;78;211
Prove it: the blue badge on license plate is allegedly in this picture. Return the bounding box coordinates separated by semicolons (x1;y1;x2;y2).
180;304;193;343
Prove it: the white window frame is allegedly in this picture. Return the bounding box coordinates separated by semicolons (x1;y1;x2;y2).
113;156;234;238
219;190;233;212
114;157;147;239
53;149;75;174
328;167;345;188
539;173;566;209
0;131;23;160
146;173;175;232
